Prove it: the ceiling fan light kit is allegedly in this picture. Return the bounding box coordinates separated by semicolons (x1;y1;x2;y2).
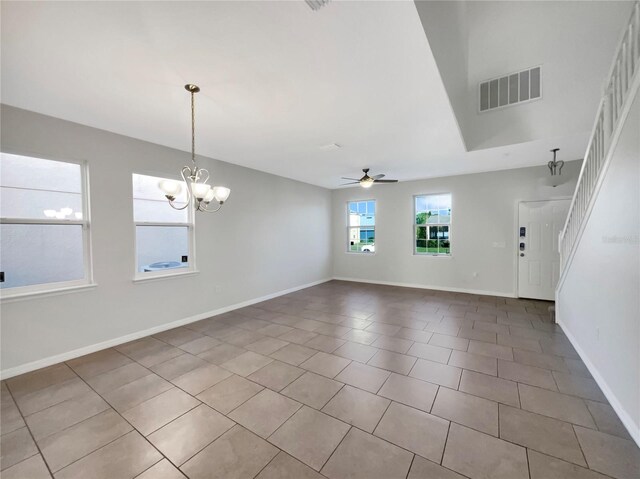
341;168;398;188
158;84;231;212
361;177;375;188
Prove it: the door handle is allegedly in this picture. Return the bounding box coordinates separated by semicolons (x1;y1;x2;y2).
520;253;525;257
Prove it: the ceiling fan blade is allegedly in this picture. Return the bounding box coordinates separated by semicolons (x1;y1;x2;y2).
371;174;385;180
341;177;361;181
340;182;361;185
374;179;398;183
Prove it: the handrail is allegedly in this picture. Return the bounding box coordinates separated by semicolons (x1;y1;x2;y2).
559;1;640;269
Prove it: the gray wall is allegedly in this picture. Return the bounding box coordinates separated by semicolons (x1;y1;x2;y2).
0;105;332;373
331;161;581;296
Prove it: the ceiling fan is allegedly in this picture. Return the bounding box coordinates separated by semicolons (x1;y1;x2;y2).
341;168;399;188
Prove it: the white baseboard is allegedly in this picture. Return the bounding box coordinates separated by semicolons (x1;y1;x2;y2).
557;318;640;447
0;277;332;380
332;276;517;298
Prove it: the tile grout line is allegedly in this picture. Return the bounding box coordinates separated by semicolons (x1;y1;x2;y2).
12;387;106;433
52;430;143;475
570;422;592;471
497;399;501;442
103;373;172;414
370;397;393;435
249;450;332;479
404;454;416;479
131;458;166;478
316;425;353;474
169;420;236;471
56;369;187;475
3;385;55;478
439;419;452;466
249;452;281;479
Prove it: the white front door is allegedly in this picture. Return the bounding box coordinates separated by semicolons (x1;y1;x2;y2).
518;199;571;300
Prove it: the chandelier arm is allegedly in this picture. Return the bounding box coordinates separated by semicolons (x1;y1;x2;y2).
181;165;194;179
180;166;194;204
199;202;223;213
198;168;210;184
167;198;190;211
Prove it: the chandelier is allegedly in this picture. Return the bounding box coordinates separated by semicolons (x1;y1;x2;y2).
546;148;565;187
159;84;230;212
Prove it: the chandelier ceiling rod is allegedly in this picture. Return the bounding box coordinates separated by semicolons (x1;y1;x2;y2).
188;84;198;167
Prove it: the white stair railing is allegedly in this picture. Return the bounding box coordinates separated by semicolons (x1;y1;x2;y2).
559;1;640;270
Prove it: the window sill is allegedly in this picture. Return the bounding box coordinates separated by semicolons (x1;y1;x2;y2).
0;283;98;303
133;270;200;284
413;253;453;258
345;252;376;255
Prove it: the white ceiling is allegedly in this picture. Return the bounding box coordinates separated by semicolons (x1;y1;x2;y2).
0;1;630;188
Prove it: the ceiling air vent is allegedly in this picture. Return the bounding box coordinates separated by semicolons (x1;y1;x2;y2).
479;66;541;112
305;0;331;11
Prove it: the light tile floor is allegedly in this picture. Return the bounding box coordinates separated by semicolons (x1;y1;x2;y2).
1;281;639;479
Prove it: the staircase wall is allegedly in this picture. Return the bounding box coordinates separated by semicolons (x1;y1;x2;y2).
557;87;640;445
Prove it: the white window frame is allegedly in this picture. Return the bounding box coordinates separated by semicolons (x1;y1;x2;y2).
0;152;95;300
346;199;376;254
132;172;197;282
414;193;452;257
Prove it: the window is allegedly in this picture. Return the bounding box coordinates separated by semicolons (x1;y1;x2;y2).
0;152;92;295
133;173;194;277
347;200;375;253
415;193;451;255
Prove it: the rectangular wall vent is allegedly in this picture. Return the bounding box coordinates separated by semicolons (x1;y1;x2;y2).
305;0;331;11
479;66;541;112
